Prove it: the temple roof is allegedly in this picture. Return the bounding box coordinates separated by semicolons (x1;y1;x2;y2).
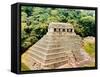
48;22;74;29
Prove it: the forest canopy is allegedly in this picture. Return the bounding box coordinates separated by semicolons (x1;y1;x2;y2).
21;6;95;53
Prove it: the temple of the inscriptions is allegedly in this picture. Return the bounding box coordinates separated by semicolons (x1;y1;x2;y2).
21;22;92;70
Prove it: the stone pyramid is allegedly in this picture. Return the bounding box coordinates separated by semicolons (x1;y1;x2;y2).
22;22;91;70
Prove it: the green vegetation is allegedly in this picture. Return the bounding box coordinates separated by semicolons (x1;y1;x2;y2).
83;41;95;57
21;63;30;71
21;6;95;54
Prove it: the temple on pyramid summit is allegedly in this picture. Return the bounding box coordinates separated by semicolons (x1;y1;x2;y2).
21;22;92;70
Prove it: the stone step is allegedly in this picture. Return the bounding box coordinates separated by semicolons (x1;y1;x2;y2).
36;42;62;48
30;46;64;55
33;44;64;52
41;37;81;44
28;49;66;60
30;45;64;54
26;51;68;65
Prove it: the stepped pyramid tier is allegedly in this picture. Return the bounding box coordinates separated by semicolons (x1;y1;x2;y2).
21;22;92;70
